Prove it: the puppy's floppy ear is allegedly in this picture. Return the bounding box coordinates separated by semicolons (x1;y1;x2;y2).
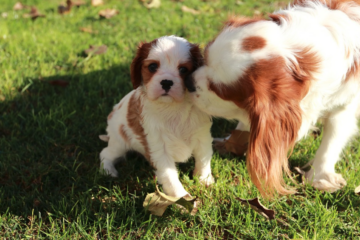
130;41;153;89
189;44;204;71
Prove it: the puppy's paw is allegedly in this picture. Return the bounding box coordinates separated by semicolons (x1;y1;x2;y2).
305;171;346;193
100;161;119;178
198;174;215;187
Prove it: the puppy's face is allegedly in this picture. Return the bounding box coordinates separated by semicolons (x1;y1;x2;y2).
131;36;203;103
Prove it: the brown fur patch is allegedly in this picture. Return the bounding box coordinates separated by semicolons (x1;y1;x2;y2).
127;93;153;168
209;52;320;197
130;39;158;89
117;102;123;109
294;0;360;8
225;16;264;28
345;61;360;81
242;36;267;52
119;124;130;143
269;13;290;25
204;40;215;66
107;109;115;120
141;60;160;86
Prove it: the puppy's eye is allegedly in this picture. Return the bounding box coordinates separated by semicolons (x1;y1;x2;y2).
179;67;188;74
148;63;158;73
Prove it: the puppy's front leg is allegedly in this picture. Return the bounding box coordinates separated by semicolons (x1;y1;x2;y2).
154;156;189;198
193;132;214;186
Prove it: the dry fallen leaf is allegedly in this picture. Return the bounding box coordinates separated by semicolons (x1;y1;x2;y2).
213;130;249;156
58;0;72;15
14;2;26;10
48;80;69;87
92;0;104;6
142;0;161;9
84;45;108;56
80;27;98;34
181;5;200;15
236;197;275;220
143;185;196;216
99;9;119;19
355;185;360;195
23;7;45;20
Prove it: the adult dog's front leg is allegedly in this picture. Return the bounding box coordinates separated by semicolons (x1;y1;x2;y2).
305;98;359;192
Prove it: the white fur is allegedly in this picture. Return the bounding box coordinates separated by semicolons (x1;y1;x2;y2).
190;1;360;192
100;36;214;198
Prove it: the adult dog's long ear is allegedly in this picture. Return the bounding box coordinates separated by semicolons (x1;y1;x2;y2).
130;41;153;89
189;43;204;71
244;56;314;197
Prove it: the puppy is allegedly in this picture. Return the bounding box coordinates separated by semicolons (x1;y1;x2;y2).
186;0;360;197
99;36;214;198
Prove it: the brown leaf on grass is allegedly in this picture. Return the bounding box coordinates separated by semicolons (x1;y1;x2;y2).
355;185;360;195
58;0;72;15
91;0;104;6
99;9;119;19
73;0;86;7
181;5;200;14
213;130;249;156
48;80;69;87
236;197;275;220
142;0;161;9
23;7;45;20
143;185;196;216
84;45;108;56
80;27;98;34
14;2;26;10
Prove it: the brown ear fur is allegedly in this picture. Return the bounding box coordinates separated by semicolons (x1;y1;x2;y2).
209;54;318;197
130;41;155;89
189;44;204;71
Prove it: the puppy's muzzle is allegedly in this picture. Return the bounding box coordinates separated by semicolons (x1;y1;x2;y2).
160;79;173;92
185;74;196;92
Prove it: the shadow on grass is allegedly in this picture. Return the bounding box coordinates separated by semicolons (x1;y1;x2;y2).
0;63;238;229
0;64;161;225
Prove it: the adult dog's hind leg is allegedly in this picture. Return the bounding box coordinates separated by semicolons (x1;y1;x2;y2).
305;98;359;192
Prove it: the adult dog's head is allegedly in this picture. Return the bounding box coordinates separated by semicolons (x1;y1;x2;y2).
186;16;319;197
131;36;203;103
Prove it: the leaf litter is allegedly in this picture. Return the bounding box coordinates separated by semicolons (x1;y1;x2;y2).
142;0;161;9
99;9;119;19
84;45;108;56
23;7;45;20
181;6;200;15
213;130;249;156
143;185;196;216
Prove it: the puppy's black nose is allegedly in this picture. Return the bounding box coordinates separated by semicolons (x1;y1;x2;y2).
160;79;173;91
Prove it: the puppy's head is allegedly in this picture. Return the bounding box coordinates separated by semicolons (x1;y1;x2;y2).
130;36;203;103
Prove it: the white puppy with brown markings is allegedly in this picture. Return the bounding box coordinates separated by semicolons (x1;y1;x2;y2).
99;36;214;198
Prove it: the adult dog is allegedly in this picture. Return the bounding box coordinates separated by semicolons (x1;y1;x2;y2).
100;36;214;198
185;0;360;197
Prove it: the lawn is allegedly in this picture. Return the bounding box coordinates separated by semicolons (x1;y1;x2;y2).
1;0;360;239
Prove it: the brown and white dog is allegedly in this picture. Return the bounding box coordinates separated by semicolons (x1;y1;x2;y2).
99;36;214;198
186;0;360;197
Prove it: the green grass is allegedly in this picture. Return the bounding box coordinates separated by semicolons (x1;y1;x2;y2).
1;0;360;239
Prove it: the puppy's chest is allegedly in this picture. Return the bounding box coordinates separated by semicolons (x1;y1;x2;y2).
142;105;206;142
